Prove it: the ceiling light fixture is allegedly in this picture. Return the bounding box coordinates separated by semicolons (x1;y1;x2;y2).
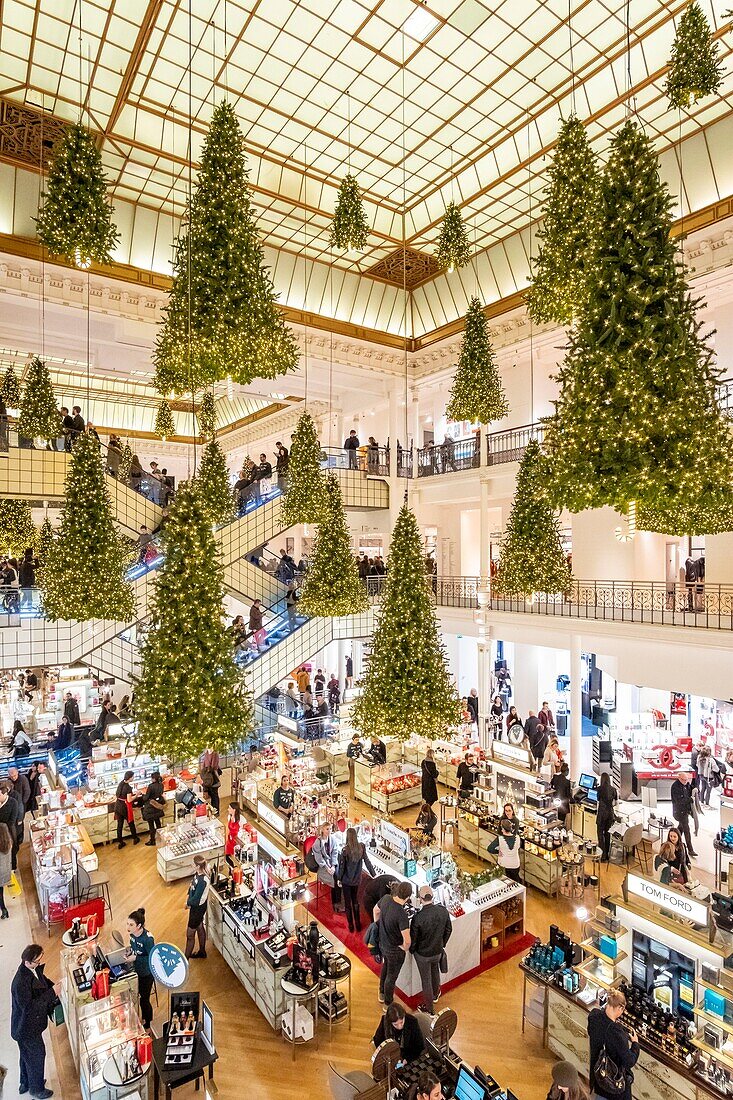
403;2;438;42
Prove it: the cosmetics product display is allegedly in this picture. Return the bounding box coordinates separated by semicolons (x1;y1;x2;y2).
156;818;226;882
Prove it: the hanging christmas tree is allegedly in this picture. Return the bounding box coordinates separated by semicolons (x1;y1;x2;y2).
330;175;370;251
446;297;509;425
281;411;325;526
666;3;723;110
544;120;733;529
195;439;234;525
134;481;253;761
0;500;37;557
154;399;175;441
17;357;62;443
153;101;298;392
198;391;217;440
36;121;120;267
36;518;55;565
118;442;133;486
39;432;135;622
494;441;571;596
299;474;369;616
435;202;471;273
636;497;733;537
0;365;21;408
352;505;461;742
527;115;601;326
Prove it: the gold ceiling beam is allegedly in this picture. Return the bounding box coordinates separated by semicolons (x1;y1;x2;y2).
105;0;165;136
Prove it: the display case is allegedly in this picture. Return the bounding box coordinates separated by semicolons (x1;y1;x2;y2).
29;810;98;933
156;818;225;882
77;988;149;1100
403;732;485;789
456;808;562;897
61;941;138;1065
353;760;422;812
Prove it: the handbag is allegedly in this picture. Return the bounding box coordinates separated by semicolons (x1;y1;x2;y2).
594;1046;627;1099
439;950;448;974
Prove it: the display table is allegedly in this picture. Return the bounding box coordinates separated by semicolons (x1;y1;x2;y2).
280;977;318;1060
151;1033;217;1100
77;988;148;1100
155;818;225;882
353;760;422;813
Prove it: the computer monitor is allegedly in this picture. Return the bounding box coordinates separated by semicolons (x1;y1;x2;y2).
579;773;597;790
585;788;598;805
454;1066;487;1100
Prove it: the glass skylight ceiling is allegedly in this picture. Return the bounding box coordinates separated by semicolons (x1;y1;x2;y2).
1;0;732;332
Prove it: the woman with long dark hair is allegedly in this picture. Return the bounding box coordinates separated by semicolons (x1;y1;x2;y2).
336;826;375;933
124;908;155;1028
597;772;618;862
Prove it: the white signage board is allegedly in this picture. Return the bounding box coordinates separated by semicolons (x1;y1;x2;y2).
627;872;708;927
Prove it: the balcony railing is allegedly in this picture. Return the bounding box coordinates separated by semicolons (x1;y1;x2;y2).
416;436;481;478
486;421;546;466
322;445;390;476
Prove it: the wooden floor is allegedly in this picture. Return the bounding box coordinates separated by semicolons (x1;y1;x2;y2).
20;798;631;1100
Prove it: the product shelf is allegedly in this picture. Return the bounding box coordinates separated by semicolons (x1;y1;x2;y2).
693;1005;733;1038
691;1036;733;1071
580;939;628;965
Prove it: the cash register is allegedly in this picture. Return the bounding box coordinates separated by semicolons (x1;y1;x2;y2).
574;773;598;808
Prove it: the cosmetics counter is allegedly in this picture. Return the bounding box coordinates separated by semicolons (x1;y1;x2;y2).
76;988;150;1100
537;871;733;1100
402;731;486;790
29;808;99;933
156;817;226;883
60;938;138;1067
360;817;527;996
353;759;422;813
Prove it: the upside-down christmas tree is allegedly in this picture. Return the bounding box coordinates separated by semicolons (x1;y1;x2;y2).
544;120;733;533
17;357;62;444
0;500;37;558
281;411;325;526
134;481;253;760
446;297;508;425
195;439;234;526
352;504;461;741
299;474;368;617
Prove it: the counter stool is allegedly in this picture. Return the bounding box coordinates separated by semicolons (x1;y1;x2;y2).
88;870;113;919
281;977;318;1061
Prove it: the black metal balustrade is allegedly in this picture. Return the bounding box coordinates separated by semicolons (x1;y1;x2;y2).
416;435;481;477
486;421;546;465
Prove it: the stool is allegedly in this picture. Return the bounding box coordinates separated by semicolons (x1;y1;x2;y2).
281;978;318;1061
87;870;113;918
441;818;457;846
637;834;657;876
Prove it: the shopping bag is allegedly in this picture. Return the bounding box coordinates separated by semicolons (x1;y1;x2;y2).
8;872;21;897
50;1002;65;1027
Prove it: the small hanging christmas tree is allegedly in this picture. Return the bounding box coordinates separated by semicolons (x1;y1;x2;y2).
545;120;733;527
39;432;135;622
195;439;234;525
637;496;733;537
666;3;723;110
118;442;133;486
0;500;37;557
37;517;55;565
446;297;509;425
435;202;471;273
330;175;370;251
527;115;601;326
299;474;369;616
0;365;21;408
153;101;298;391
154;399;175;441
352;505;461;742
134;481;254;761
494;441;571;596
17;357;62;443
198;391;217;440
36;121;120;267
281;411;325;526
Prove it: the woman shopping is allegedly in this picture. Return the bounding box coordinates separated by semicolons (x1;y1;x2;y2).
185;855;209;959
336;827;375;933
141;771;166;846
596;772;618;863
488;817;522;881
125;908;155;1029
420;748;439;808
114;770;140;850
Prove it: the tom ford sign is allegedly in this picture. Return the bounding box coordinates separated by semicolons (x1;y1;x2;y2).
626;872;709;927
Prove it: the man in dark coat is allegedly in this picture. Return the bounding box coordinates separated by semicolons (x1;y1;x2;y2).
63;692;80;727
11;943;60;1099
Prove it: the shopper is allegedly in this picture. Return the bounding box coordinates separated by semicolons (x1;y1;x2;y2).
337;826;375;933
248;599;265;651
185;855;209;959
344;429;360;468
11;719;31;758
415;801;437;839
199;748;221;814
697;746;719;806
366;735;387;765
547;1060;589;1100
275;442;289;490
63;691;80;727
421;748;439;807
75;725;93;763
124;909;155;1029
52;715;73;752
0;822;12;918
671;772;698;858
596;772;617;862
538;701;556;733
345;654;354;689
490;696;504;739
141;771;166;846
327;673;340;713
654;840;679;885
543;735;563;774
667;827;691;885
466;688;479;726
363;873;396;925
11;944;60;1099
225;803;241;864
285;581;298;631
114;770;140;849
550;763;572;826
314;668;326;698
456;752;478;797
526;713;547;771
312;822;342;910
25;762;43;815
411;1071;443;1100
410;885;452;1013
8;764;30;823
488;818;522;882
0;787;17;870
588;988;639;1100
506;706;523;737
374;880;412;1006
373;1003;425;1062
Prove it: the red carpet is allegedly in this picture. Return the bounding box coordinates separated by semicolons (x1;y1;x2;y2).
304;886;536;1009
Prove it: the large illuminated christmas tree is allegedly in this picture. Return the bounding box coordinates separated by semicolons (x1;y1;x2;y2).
352;504;460;742
545;120;733;531
17;357;62;443
446;297;508;425
281;411;325;526
40;432;135;621
134;481;253;760
153;101;298;392
0;500;37;557
299;474;368;616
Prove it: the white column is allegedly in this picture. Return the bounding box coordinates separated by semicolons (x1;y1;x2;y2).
479;422;487;467
570;632;583;779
